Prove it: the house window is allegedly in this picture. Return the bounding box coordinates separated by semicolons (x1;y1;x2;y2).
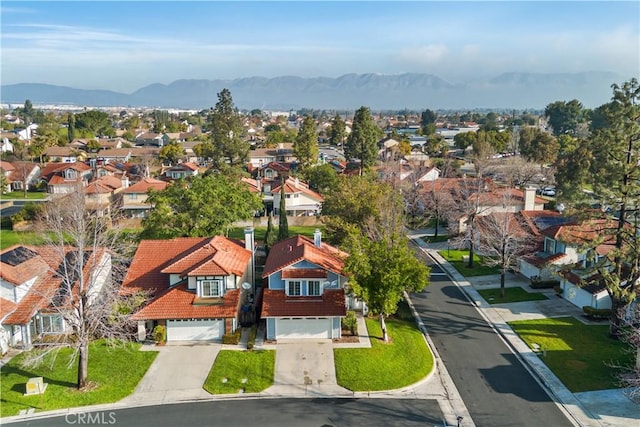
129;193;138;200
308;280;321;296
584;249;597;268
64;169;77;180
285;194;291;199
544;238;555;254
42;315;63;333
287;281;301;296
201;280;222;297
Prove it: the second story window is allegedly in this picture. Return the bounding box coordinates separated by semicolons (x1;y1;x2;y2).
544;238;556;254
308;280;321;296
287;281;301;296
201;280;222;297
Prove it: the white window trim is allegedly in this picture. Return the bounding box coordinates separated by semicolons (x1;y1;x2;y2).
286;281;301;296
199;279;223;298
308;280;322;296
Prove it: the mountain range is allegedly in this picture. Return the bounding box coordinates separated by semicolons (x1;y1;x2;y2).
0;71;624;111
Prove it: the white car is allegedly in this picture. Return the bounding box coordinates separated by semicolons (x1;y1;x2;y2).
540;187;556;197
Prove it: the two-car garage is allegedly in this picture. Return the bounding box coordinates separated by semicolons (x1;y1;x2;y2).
275;317;333;339
166;318;224;341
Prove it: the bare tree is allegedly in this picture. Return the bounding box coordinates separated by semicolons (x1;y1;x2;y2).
502;157;542;188
476;207;535;297
11;161;37;197
610;305;640;403
23;188;142;390
418;179;455;238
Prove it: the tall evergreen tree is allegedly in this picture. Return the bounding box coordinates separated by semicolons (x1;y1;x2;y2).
208;89;248;167
67;113;76;144
293;115;319;170
264;212;276;253
345;106;380;174
329;114;346;146
277;177;289;241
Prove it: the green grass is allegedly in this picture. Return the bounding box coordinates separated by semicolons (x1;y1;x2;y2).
0;192;48;200
438;249;501;277
227;225;323;242
509;317;631;392
478;287;549;304
203;350;275;394
0;340;157;417
0;230;49;249
334;317;434;391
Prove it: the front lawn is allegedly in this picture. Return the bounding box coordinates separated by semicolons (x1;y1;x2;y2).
509;317;631;392
0;230;48;249
0;340;157;417
334;317;433;391
0;192;48;200
203;350;275;394
478;287;549;304
438;249;500;277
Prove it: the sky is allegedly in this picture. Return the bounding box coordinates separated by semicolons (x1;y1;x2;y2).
1;1;638;93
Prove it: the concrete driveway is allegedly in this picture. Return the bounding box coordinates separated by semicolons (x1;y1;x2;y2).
121;343;221;404
265;339;351;396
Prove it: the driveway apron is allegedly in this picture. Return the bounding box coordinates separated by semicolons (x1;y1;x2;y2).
275;339;336;387
122;344;221;404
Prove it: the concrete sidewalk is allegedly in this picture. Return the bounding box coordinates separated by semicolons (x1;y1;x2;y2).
414;236;639;427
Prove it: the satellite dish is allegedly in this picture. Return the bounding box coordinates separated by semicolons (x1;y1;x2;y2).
241;282;252;290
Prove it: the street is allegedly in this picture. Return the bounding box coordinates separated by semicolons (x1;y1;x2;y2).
410;253;574;427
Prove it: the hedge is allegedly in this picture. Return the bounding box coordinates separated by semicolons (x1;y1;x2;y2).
582;306;611;319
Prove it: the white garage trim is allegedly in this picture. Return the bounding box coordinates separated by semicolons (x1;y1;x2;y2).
275;317;332;339
166;318;224;341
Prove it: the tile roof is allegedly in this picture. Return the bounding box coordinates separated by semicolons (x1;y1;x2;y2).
0;297;17;321
122;236;250;297
262;235;347;278
271;177;324;202
0;161;15;172
261;288;346;317
131;284;240;320
123;177;168;194
281;268;328;279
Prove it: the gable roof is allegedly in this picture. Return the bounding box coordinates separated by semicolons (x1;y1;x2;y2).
271;177;324;202
0;245;50;285
122;236;250;297
123;177;168;194
262;235;347;278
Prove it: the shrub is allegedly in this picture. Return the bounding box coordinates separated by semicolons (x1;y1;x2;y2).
222;328;241;345
529;277;560;289
152;325;166;344
342;311;358;335
582;306;611;319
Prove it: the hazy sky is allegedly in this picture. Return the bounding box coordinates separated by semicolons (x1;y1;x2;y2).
2;1;638;93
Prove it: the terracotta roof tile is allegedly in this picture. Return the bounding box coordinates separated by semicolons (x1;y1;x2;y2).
123;178;168;194
262;235;347;278
131;284;239;320
281;268;328;279
261;288;346;317
0;297;17;320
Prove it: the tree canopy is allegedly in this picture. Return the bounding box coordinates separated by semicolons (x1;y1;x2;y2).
141;173;262;238
293;115;319;170
207;89;248;166
344;106;380;172
544;99;585;136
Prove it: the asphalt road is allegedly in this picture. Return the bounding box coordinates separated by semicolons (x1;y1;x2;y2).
5;398;445;427
411;252;574;427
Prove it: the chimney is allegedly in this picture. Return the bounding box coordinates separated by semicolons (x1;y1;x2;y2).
314;228;322;247
524;187;536;211
244;227;255;287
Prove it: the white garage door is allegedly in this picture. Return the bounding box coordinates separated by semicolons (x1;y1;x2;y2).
276;318;332;339
166;319;224;341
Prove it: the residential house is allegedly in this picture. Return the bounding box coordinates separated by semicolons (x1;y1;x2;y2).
45;146;81;163
248;143;296;168
135;132;170;147
2;161;41;192
16;124;38;141
260;231;351;340
272;177;323;217
40;162;92;194
0;161;15;193
121;177;168;218
163;162;199;180
122;231;255;342
1;244;111;349
84;175;126;215
518;216;616;310
1;133;16;153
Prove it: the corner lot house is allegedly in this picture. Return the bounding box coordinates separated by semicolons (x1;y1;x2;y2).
0;245;111;350
123;233;254;342
261;231;349;340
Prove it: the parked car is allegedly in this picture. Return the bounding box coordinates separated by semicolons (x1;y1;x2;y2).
539;187;556;197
